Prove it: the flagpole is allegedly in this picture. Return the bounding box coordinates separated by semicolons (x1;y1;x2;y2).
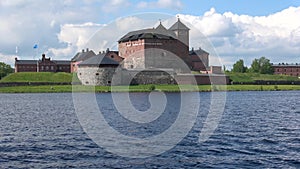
33;43;39;72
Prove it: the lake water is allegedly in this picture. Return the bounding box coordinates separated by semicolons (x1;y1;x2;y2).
0;91;299;168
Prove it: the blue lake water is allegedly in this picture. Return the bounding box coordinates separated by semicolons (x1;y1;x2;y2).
0;91;299;168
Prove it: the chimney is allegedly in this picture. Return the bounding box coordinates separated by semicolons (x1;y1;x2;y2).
15;57;18;61
86;48;89;52
42;54;46;59
106;48;110;53
82;49;84;53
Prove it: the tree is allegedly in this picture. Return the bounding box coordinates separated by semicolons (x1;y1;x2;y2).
250;58;260;73
250;57;274;74
0;62;14;79
232;59;247;73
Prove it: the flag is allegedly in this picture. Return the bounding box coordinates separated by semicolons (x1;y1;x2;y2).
33;44;38;49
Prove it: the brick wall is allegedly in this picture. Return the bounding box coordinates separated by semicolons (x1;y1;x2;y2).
273;65;300;77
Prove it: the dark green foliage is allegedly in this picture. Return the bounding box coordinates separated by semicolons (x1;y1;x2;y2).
149;84;156;91
0;62;14;79
250;57;274;74
232;59;247;73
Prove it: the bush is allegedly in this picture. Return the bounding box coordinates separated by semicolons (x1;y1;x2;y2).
149;85;156;91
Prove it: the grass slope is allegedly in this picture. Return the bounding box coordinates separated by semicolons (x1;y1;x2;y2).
226;72;300;83
0;72;74;83
0;84;300;93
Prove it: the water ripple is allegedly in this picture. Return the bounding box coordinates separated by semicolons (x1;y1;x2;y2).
0;91;299;168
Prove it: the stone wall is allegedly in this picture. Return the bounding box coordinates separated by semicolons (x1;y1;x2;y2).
77;66;229;86
175;74;229;85
77;66;116;86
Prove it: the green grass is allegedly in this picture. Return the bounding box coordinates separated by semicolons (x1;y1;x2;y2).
0;72;75;83
0;84;299;93
226;85;300;91
226;72;300;83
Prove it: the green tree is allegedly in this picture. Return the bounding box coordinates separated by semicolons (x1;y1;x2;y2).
232;59;247;73
0;62;14;79
250;57;274;74
250;58;260;73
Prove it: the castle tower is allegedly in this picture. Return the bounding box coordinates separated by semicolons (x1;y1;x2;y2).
168;18;190;47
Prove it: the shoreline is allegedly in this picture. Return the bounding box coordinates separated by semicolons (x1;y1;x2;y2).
0;84;299;93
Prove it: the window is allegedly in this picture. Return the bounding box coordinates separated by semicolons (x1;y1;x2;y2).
111;55;114;58
46;66;49;70
107;81;111;84
130;65;134;69
96;73;99;75
41;66;44;70
51;66;54;70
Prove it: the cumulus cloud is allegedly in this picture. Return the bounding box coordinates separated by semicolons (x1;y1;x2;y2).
0;0;105;63
47;22;104;59
1;1;300;69
178;7;300;66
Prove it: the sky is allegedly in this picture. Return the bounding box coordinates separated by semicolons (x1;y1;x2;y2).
0;0;300;68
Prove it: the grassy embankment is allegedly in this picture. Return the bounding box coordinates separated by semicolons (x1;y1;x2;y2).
0;72;299;93
226;72;300;83
0;72;75;83
1;84;300;93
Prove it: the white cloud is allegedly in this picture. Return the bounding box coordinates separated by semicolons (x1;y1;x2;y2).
0;53;17;66
47;22;104;59
0;0;106;63
178;7;300;66
0;1;299;68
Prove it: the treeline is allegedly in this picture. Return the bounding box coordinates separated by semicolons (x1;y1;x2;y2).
0;62;14;79
231;56;273;74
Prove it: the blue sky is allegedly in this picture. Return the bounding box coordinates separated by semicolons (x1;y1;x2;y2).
0;0;300;67
182;0;300;16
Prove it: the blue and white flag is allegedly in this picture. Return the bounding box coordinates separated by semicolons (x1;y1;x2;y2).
33;44;38;49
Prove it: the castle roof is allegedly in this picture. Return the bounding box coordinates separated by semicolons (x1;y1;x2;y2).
118;19;190;43
118;28;176;42
272;63;300;67
78;53;119;67
15;60;37;65
169;18;190;31
156;22;168;31
71;50;96;62
189;48;209;55
53;60;71;65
